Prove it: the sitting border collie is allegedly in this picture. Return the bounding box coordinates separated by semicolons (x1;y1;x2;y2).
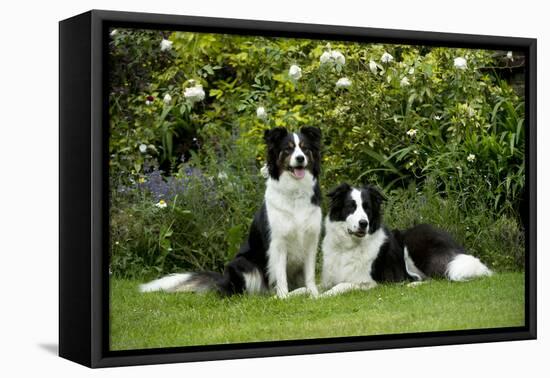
321;183;492;296
140;126;322;298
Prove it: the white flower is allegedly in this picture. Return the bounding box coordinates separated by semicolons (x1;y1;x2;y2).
184;85;206;103
331;51;346;66
163;93;172;104
110;29;118;37
160;39;173;51
288;64;302;81
256;106;268;120
217;171;228;180
406;128;417;137
454;57;467;70
155;199;168;209
320;50;345;66
400;77;410;87
434;114;442;120
506;51;514;60
408;67;415;75
139;144;147;153
369;60;378;74
381;52;394;63
320;51;332;65
467;154;476;162
335;77;352;89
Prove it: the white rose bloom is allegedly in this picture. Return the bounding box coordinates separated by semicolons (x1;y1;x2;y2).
506;51;513;60
335;77;352;89
454;57;467;70
160;39;173;51
369;60;378;74
184;85;206;103
381;52;394;63
256;106;268;120
331;51;346;66
163;93;172;104
400;77;410;87
139;144;147;153
467;154;476;162
320;51;332;65
288;64;302;81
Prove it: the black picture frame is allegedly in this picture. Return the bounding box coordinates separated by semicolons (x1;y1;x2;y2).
59;9;537;368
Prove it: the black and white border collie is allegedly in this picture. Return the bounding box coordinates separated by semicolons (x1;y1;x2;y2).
140;126;322;298
321;183;492;296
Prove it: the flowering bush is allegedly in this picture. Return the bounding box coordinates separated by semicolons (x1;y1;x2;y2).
108;29;525;276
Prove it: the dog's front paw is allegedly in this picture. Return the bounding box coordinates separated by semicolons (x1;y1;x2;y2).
307;285;319;298
275;285;289;299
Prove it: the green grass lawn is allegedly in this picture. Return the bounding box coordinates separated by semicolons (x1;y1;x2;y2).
110;272;524;351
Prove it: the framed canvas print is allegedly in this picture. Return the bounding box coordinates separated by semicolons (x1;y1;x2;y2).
59;10;536;368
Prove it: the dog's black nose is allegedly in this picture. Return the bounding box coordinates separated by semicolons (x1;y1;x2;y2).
359;220;368;229
295;155;305;163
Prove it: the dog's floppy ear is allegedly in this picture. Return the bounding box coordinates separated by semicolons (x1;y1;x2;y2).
264;127;288;146
300;126;321;146
328;182;351;206
264;127;288;180
364;184;386;206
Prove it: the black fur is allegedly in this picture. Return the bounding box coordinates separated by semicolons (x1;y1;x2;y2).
394;224;464;278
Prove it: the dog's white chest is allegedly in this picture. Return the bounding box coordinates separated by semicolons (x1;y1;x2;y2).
322;223;387;287
265;173;321;261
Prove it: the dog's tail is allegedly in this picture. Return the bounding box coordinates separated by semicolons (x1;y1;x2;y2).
139;271;222;294
445;254;493;281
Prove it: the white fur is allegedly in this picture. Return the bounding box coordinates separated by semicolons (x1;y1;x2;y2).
446;254;493;281
265;170;321;298
290;133;308;168
139;273;192;293
321;281;377;297
404;247;425;281
321;216;387;294
346;189;369;234
243;269;265;294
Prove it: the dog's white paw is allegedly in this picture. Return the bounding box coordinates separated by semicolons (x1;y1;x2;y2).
275;286;289;299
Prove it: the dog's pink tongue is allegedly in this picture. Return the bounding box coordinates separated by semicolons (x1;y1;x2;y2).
293;168;306;179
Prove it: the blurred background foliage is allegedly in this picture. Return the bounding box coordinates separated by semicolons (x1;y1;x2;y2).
109;28;525;278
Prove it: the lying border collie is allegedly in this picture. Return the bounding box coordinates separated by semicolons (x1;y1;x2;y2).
140;127;322;298
321;183;492;296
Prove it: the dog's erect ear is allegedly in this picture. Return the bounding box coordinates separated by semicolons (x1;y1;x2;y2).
328;183;351;205
300;126;321;145
264;127;288;146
